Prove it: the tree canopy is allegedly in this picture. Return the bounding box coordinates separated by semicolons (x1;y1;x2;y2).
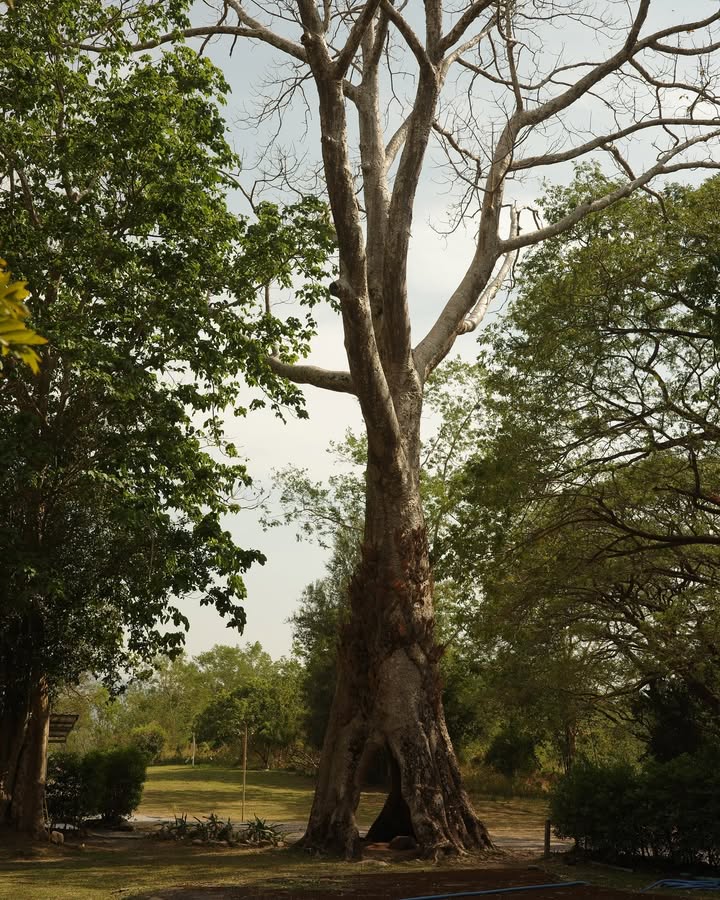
0;0;334;833
444;171;720;755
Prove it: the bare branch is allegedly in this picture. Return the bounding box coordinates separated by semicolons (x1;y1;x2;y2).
379;0;433;74
267;356;356;394
512;119;720;172
501;129;720;254
458;205;519;334
439;0;495;56
333;0;383;80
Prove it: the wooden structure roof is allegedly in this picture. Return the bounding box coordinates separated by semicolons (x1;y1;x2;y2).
48;713;79;744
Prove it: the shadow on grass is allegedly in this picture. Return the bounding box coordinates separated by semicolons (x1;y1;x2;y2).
0;841;346;900
0;777;553;900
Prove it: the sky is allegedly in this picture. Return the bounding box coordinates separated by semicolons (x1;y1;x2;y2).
171;0;720;661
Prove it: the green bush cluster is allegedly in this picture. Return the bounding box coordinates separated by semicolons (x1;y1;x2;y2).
46;747;148;829
127;722;168;762
550;753;720;866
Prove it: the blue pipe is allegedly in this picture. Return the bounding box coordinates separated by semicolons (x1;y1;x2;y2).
642;880;720;892
400;881;590;900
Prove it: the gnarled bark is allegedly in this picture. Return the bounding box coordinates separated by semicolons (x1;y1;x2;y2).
300;408;492;858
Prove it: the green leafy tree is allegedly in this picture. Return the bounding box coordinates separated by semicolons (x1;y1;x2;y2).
195;659;304;768
110;656;210;758
127;723;169;763
443;172;720;769
291;575;349;750
0;0;333;835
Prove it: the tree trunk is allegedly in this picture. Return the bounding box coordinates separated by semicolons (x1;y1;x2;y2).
2;674;50;837
0;682;32;825
300;400;492;858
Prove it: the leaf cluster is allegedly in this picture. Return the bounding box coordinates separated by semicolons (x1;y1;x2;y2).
0;0;336;702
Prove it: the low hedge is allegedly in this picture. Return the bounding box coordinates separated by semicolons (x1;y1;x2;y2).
550;752;720;866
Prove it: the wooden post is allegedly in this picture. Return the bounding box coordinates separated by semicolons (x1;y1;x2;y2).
191;731;196;768
544;819;552;858
241;723;248;823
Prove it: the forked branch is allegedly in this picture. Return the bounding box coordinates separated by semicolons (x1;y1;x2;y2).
458;205;519;334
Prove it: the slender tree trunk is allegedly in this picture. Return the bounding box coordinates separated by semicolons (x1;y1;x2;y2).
3;674;50;837
300;398;491;858
0;683;32;825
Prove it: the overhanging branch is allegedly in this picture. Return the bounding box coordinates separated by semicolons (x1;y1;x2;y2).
267;357;356;394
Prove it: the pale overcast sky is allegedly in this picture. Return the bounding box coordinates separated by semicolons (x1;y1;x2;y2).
172;0;719;660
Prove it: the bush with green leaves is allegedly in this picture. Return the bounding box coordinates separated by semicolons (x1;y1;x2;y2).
551;752;720;866
46;753;92;830
127;723;168;762
84;746;147;823
550;759;642;859
484;722;540;779
45;746;147;828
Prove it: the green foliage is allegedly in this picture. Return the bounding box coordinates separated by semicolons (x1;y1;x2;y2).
240;815;283;846
290;577;347;748
194;662;304;768
632;679;718;763
0;0;336;712
46;746;148;827
484;723;540;779
0;260;45;373
437;172;720;771
55;643;307;764
157;811;283;845
45;752;91;830
552;752;720;866
461;764;549;800
83;746;148;823
127;723;168;763
550;759;642;859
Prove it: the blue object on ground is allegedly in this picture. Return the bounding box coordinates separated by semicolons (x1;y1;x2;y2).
642;879;720;892
400;881;589;900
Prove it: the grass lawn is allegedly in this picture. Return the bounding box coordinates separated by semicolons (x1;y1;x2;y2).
137;765;551;834
0;766;556;900
0;837;413;900
138;764;385;825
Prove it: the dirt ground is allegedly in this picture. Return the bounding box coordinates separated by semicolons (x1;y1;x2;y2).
135;865;669;900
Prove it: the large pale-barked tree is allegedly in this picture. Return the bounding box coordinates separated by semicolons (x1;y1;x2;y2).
84;0;720;857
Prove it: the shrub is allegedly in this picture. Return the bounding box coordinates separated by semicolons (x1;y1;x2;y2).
484;723;540;779
84;746;147;823
550;751;720;866
45;746;148;828
642;751;720;866
127;723;168;762
550;759;641;859
46;753;92;830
